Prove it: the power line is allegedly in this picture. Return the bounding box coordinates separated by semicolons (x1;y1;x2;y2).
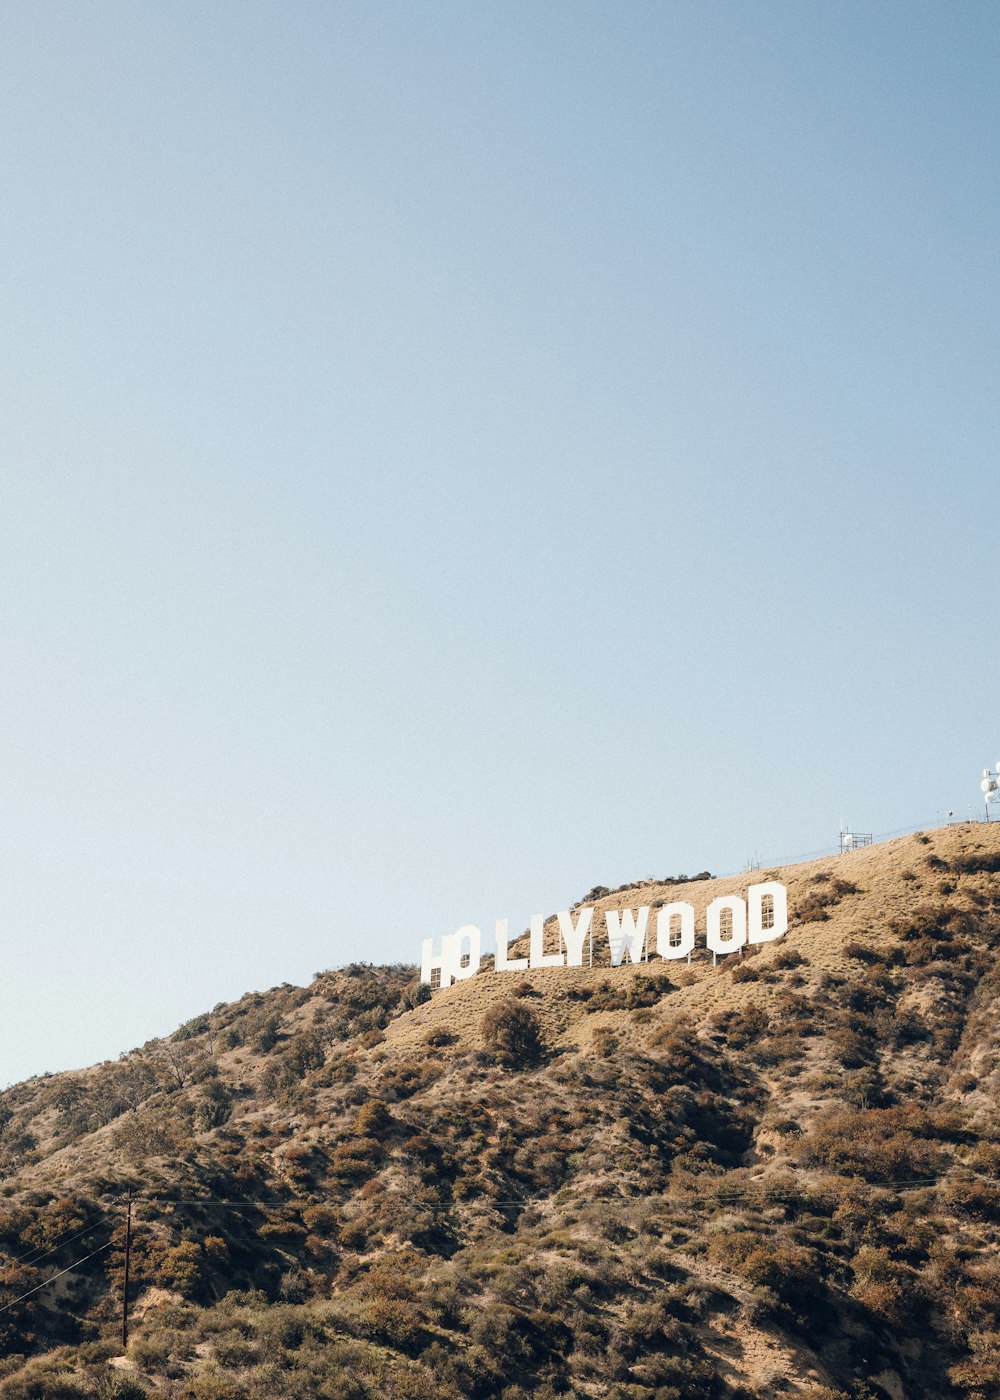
0;1171;988;1322
0;1242;113;1316
137;1198;303;1208
123;1172;993;1213
9;1211;119;1269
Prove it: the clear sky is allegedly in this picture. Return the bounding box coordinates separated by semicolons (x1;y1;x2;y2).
1;1;997;1085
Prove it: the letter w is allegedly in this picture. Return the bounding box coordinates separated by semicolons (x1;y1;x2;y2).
605;907;649;966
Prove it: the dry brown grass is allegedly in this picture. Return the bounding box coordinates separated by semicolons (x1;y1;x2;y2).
5;821;1000;1400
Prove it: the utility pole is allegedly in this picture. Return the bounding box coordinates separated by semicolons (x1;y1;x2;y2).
121;1188;133;1350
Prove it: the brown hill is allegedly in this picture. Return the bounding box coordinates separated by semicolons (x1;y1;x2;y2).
2;822;1000;1400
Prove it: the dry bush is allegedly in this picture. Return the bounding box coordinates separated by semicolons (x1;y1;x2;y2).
795;877;861;925
844;940;883;964
161;1241;205;1298
952;851;1000;875
481;999;545;1069
729;960;760;983
330;1135;384;1183
771;947;807;969
714;1004;769;1049
938;1178;1000;1222
584;973;673;1012
354;1098;392;1138
797;1106;950;1184
377;1060;442;1100
850;1245;914;1325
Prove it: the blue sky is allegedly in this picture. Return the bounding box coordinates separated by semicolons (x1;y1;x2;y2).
1;1;997;1083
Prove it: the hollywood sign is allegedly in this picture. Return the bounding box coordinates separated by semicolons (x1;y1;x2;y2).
421;881;788;988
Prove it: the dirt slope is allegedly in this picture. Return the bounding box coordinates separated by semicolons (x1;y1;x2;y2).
1;822;999;1400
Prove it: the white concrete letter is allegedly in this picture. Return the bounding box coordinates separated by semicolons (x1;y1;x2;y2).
451;924;482;981
557;907;594;967
529;914;564;968
656;901;695;960
747;881;788;945
421;935;455;988
605;907;649;966
494;918;528;973
706;896;747;955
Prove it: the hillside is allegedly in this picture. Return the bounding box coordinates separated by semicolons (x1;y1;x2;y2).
3;824;1000;1400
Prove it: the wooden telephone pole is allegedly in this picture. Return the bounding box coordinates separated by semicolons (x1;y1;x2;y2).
121;1188;133;1349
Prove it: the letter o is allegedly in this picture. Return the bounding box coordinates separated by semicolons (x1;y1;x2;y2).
706;896;747;955
451;925;482;981
656;902;695;959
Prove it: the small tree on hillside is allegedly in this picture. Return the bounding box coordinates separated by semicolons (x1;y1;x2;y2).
481;998;545;1069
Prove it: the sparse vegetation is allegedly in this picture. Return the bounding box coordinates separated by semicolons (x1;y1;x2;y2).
2;828;1000;1397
